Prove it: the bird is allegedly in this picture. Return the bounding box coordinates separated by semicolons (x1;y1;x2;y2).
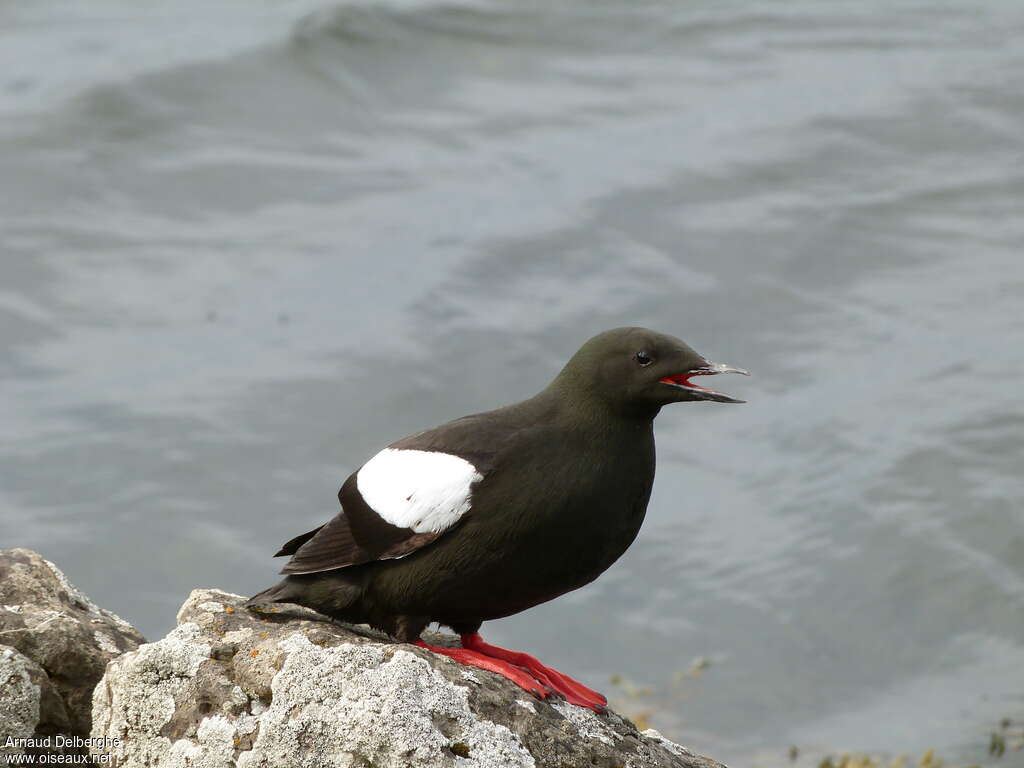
247;327;748;711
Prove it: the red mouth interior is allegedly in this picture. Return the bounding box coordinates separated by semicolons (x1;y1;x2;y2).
659;373;714;392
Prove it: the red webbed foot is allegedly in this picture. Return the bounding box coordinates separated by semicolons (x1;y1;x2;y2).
413;634;607;712
460;633;607;712
413;639;550;699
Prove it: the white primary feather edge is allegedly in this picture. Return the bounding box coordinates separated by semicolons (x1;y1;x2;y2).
355;448;483;534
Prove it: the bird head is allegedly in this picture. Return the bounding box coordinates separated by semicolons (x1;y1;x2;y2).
555;327;749;418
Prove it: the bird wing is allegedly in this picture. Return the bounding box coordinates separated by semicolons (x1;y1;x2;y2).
277;414;508;575
274;526;325;557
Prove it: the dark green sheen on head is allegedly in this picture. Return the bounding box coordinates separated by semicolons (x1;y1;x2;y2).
552;327;749;417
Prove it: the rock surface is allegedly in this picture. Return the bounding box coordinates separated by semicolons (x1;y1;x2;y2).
92;589;725;768
0;548;146;757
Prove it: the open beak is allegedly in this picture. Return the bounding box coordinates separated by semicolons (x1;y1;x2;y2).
660;361;750;403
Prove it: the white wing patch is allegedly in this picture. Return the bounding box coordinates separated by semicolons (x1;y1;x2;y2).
355;448;483;534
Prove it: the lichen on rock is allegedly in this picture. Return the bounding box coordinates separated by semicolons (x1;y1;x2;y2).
0;548;145;757
91;588;724;768
0;645;43;759
0;549;723;767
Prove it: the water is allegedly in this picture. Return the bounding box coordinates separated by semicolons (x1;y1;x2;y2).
2;1;1023;765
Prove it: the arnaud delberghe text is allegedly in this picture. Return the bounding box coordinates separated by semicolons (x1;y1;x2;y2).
3;736;121;764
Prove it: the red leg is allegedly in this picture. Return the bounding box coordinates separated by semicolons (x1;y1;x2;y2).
413;640;550;699
460;633;608;712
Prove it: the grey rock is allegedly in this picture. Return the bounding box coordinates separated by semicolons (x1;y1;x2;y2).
0;646;42;759
92;588;725;768
0;548;146;752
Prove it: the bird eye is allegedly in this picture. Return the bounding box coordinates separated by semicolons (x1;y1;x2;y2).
635;351;653;366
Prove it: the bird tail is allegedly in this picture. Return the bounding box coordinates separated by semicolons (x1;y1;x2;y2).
245;571;366;621
245;580;298;607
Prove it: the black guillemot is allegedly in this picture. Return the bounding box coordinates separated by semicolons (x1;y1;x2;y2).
247;327;748;711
